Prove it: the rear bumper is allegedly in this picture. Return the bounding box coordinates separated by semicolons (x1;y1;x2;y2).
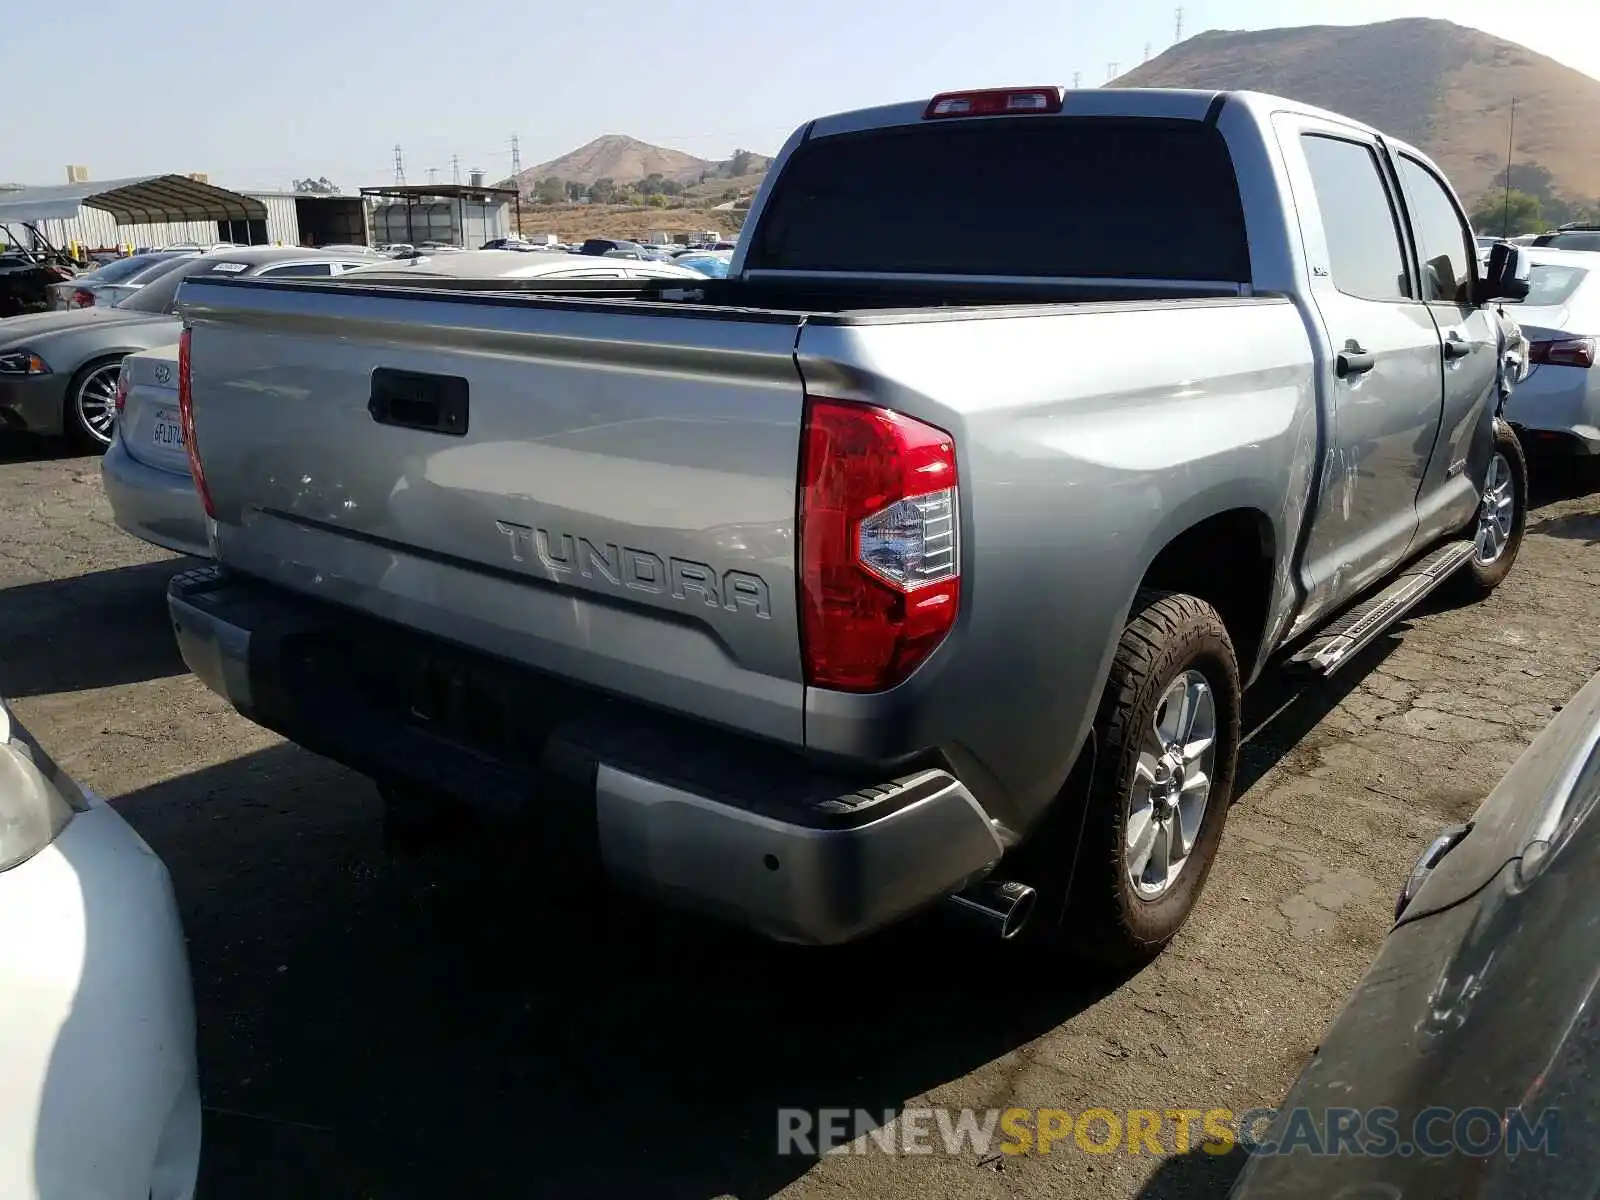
167;566;1005;945
1503;368;1600;452
101;437;211;557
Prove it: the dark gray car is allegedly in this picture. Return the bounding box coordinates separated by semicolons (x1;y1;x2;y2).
1229;668;1600;1197
0;247;375;449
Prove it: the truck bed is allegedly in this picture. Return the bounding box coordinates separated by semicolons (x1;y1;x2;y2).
178;273;1301;762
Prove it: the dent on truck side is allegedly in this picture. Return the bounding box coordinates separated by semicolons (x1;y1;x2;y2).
796;298;1319;839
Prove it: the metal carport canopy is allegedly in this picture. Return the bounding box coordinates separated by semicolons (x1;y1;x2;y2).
0;174;267;225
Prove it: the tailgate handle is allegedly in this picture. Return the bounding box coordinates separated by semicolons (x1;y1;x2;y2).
368;368;469;436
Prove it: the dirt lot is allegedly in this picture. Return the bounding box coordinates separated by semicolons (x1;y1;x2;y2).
4;435;1600;1199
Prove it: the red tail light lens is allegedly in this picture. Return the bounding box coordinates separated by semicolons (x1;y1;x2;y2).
177;328;216;518
798;397;960;692
70;288;94;308
113;366;129;415
1528;337;1596;368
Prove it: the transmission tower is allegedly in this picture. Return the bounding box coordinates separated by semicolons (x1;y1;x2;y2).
393;144;406;185
1107;62;1119;81
1144;42;1151;61
452;154;460;185
427;167;438;186
1072;71;1082;88
1175;6;1184;42
511;134;522;179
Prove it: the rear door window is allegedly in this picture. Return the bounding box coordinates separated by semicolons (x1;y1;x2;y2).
747;118;1250;281
1396;156;1475;305
1300;135;1412;302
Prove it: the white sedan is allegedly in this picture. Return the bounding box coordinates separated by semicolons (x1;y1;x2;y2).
0;699;200;1200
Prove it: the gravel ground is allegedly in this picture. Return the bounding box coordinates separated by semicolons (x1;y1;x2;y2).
4;433;1600;1200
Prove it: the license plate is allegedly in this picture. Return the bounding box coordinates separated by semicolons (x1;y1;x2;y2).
150;409;185;450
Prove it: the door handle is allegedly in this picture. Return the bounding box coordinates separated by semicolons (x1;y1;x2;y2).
1336;348;1376;378
1443;336;1472;360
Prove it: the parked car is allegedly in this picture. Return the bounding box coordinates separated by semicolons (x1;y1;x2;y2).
89;253;205;310
577;237;643;257
47;251;197;310
674;249;732;278
1530;225;1600;252
0;247;375;448
1230;667;1600;1197
168;86;1530;959
104;252;706;556
1498;247;1600;454
0;698;200;1200
0;248;79;319
336;249;707;283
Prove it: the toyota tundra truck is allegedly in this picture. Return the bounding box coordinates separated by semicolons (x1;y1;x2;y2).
165;86;1533;962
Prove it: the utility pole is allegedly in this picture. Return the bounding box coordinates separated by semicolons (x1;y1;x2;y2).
1107;62;1119;82
510;134;521;180
1072;71;1082;89
1175;6;1184;43
393;144;406;186
452;154;460;185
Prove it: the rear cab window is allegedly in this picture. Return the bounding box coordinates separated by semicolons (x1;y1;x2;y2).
746;118;1251;281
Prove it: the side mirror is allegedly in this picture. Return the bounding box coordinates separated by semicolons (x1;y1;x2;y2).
1482;242;1531;303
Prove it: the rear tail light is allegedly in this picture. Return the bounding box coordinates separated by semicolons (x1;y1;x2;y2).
925;86;1063;119
113;366;129;415
176;328;216;518
1528;337;1595;368
70;288;94;308
798;398;959;692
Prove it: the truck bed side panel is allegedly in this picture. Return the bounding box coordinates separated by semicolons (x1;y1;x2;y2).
182;282;809;745
796;298;1317;834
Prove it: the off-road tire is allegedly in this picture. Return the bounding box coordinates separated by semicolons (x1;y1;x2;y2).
1063;589;1242;966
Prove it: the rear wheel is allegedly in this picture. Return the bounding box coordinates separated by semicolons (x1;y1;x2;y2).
64;357;122;451
1056;590;1242;965
1447;421;1526;601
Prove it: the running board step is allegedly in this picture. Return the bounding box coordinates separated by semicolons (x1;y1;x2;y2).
1289;541;1476;677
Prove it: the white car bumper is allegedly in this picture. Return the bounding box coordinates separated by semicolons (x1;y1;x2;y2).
0;794;201;1200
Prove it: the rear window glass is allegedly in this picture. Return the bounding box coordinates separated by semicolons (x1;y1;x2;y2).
1505;264;1589;307
747;118;1250;281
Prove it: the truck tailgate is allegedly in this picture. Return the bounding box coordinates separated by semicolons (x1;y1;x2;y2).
181;281;808;744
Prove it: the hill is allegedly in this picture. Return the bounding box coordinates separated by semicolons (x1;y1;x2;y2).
1114;18;1600;209
503;135;772;193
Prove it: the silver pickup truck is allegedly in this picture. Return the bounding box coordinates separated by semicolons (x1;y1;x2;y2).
167;86;1533;962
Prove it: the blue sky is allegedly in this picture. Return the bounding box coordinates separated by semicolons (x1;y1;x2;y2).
5;0;1595;191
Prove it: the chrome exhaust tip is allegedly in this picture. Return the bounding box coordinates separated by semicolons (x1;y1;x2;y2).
944;879;1037;941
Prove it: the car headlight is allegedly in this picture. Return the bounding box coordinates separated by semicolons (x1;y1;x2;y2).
0;701;87;872
0;350;50;376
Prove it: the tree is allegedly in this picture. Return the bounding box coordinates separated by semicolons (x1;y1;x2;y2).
534;176;566;205
293;176;339;194
659;178;682;197
587;177;617;204
1469;189;1544;237
566;179;586;202
728;149;757;177
645;193;668;208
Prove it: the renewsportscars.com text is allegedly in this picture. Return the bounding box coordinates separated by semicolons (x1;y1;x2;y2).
777;1105;1560;1159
